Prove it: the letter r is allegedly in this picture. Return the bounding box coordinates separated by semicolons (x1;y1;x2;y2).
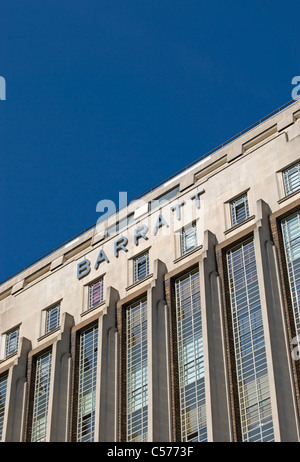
114;236;128;257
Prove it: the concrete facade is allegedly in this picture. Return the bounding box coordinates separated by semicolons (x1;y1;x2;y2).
1;100;300;441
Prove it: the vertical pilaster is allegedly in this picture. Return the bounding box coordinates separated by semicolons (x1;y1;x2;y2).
3;337;31;441
97;286;119;442
149;259;171;442
201;230;232;442
116;293;126;442
164;275;181;442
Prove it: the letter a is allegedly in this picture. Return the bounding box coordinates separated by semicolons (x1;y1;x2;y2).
94;249;109;270
153;214;169;236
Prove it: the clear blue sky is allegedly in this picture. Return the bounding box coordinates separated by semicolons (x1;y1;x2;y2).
0;0;299;282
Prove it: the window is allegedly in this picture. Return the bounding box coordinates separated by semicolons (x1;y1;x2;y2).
133;252;149;283
0;374;8;441
127;298;148;442
31;350;52;442
181;222;197;255
5;327;19;357
89;278;104;310
282;211;300;339
283;162;300;195
230;193;249;227
226;239;274;442
175;269;207;442
45;304;60;334
77;325;98;442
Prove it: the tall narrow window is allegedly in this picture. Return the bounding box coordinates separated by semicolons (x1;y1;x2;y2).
77;324;98;442
31;350;52;442
0;374;8;441
283;162;300;195
133;252;149;283
89;279;104;310
181;222;197;255
175;269;207;442
126;298;148;442
230;194;249;227
282;211;300;339
45;304;60;334
5;327;19;358
226;239;274;442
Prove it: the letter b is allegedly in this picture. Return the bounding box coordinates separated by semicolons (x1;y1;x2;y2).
77;259;91;279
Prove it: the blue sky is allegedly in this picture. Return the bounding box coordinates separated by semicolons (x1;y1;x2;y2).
0;0;299;282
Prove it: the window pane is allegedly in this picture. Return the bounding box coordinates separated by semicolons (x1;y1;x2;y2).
231;194;249;227
5;328;19;357
181;223;197;255
133;252;149;283
283;163;300;195
0;374;8;441
46;304;60;334
127;298;148;442
77;325;98;442
175;269;207;442
226;239;274;442
89;279;104;309
31;350;52;442
282;212;300;340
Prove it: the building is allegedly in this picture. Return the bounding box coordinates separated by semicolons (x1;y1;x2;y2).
1;100;300;443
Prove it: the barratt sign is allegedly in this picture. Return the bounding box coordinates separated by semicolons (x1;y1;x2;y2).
77;190;204;280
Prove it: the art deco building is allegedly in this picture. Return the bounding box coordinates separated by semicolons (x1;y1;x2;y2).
1;100;300;442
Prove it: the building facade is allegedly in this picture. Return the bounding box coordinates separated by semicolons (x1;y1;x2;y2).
1;100;300;442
